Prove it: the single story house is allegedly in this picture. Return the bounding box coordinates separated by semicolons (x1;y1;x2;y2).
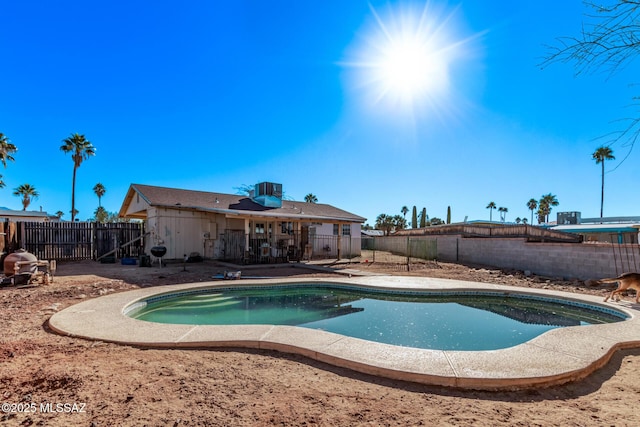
118;182;366;263
552;213;640;244
0;207;58;222
552;223;639;244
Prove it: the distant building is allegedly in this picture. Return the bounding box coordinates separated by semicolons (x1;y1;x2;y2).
0;207;58;222
553;212;640;244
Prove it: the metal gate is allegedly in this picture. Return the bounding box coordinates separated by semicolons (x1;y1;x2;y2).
610;233;640;275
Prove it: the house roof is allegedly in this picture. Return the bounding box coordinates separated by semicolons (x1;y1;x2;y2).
0;207;56;220
552;224;640;234
119;184;366;223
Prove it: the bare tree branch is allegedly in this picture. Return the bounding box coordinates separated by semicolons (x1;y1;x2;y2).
541;1;640;163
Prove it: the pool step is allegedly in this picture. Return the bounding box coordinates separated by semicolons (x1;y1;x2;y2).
161;300;242;311
142;299;242;314
170;295;235;307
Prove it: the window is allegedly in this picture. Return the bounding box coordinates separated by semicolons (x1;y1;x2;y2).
333;224;351;235
255;223;265;234
280;222;293;234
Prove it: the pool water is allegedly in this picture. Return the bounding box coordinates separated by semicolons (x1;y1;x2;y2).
129;286;625;351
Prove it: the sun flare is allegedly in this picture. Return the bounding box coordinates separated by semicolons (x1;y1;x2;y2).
376;36;448;102
342;2;477;117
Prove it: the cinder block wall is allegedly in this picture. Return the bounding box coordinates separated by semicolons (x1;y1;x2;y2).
372;235;639;280
433;235;635;280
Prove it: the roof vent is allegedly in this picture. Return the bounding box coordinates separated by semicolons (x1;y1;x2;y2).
252;182;283;208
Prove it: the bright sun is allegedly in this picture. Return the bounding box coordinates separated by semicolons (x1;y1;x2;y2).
342;2;474;115
376;36;448;102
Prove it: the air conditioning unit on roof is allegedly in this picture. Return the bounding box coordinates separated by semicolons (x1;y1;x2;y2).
252;182;283;208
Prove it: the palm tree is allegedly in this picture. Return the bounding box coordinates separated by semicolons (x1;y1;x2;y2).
304;193;318;203
60;133;96;221
0;132;17;168
522;217;528;225
94;206;108;223
55;211;64;219
515;217;522;224
539;193;559;223
526;198;538;225
393;215;407;231
592;146;615;218
13;184;38;210
375;214;395;236
93;183;106;207
486;201;497;221
0;174;5;189
498;207;508;222
401;205;409;219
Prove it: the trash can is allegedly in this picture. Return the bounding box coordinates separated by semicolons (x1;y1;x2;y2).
139;254;151;267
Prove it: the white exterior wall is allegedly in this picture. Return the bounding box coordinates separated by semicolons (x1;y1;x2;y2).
124;192;149;216
349;223;362;257
310;223;333;236
309;222;362;258
147;207;220;260
144;208;363;261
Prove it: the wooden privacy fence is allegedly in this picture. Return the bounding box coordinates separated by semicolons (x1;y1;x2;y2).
0;221;145;261
393;223;583;243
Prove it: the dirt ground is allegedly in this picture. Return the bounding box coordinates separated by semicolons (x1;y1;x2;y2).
1;259;640;426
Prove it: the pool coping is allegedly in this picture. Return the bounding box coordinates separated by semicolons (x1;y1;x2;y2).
48;276;640;391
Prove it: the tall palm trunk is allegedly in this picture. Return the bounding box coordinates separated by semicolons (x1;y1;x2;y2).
71;166;77;221
600;160;605;219
60;133;96;222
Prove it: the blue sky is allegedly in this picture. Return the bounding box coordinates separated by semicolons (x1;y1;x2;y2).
1;0;637;225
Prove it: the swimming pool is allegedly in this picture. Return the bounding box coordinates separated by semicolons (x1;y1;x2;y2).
49;276;640;390
127;284;625;351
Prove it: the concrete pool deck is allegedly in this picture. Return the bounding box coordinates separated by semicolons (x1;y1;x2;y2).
48;276;640;391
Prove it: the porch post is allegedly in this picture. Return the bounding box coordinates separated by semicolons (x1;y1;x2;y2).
337;223;342;260
245;219;251;259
